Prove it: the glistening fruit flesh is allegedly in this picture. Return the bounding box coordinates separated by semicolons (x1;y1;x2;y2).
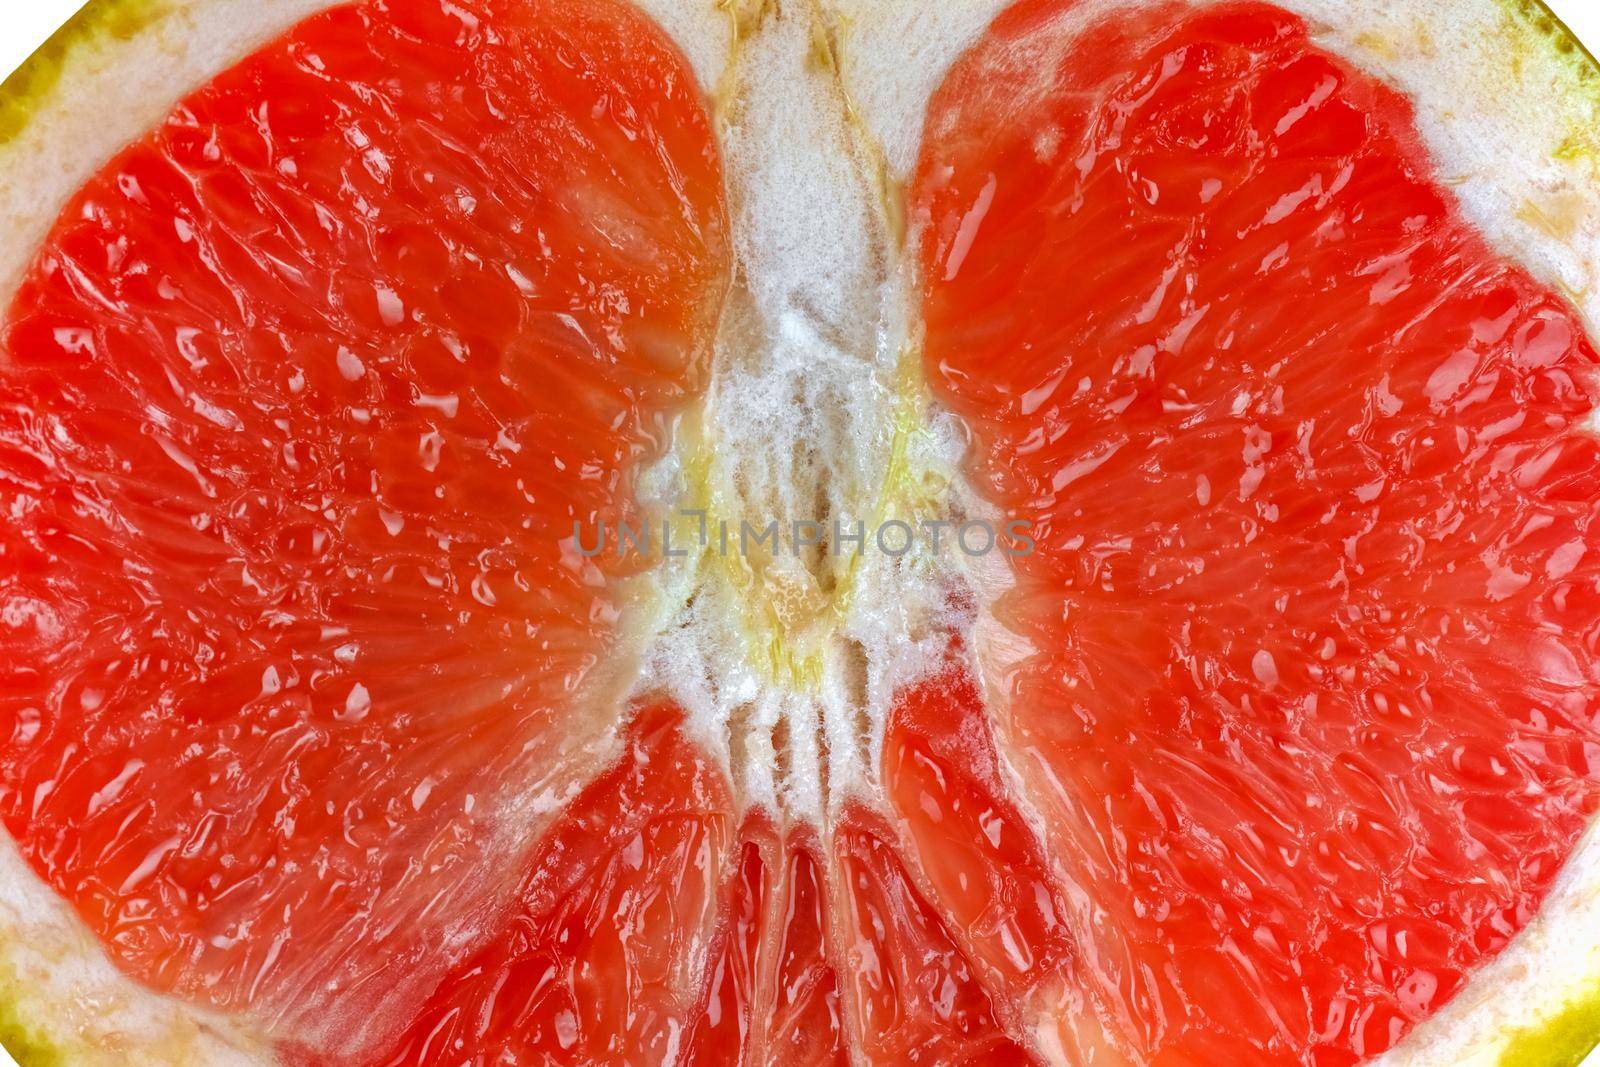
364;701;736;1067
0;0;1598;1065
916;3;1600;1062
0;0;729;1057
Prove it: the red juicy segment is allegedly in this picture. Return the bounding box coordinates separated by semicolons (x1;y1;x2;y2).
883;666;1075;1023
685;822;851;1067
916;1;1600;1063
833;807;1042;1065
305;710;857;1067
0;0;726;1056
685;830;771;1063
367;702;733;1067
767;835;850;1067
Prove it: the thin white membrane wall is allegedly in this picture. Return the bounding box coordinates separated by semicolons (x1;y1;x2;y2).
0;0;1599;1064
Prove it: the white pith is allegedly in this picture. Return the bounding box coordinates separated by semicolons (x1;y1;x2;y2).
0;0;1596;1064
628;0;974;826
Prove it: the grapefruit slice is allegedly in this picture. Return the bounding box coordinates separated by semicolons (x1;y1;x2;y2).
0;0;1598;1065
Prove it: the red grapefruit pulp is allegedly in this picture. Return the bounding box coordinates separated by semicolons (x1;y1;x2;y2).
0;0;1597;1064
0;0;727;1055
916;1;1600;1062
367;702;736;1066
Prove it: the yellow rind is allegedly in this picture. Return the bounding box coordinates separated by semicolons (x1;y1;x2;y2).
0;979;62;1067
1517;0;1600;84
0;0;170;145
1498;984;1600;1067
1501;2;1600;185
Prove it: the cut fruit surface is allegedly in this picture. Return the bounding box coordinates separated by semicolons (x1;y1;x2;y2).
832;805;1041;1065
762;837;850;1067
375;757;858;1067
363;701;734;1067
882;666;1077;1034
0;0;726;1057
1;0;1599;1064
915;1;1600;1062
688;825;852;1067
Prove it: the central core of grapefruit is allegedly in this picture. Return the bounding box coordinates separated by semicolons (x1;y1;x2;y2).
625;3;975;824
0;0;1597;1064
